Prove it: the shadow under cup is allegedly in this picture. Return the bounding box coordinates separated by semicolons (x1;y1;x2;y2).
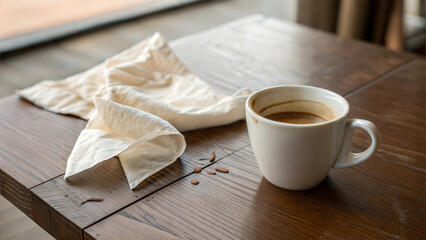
245;85;350;190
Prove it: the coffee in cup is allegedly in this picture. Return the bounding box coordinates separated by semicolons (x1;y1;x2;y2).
262;99;335;124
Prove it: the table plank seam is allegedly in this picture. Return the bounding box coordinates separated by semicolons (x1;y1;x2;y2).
343;58;419;98
22;128;250;239
80;141;251;236
209;135;228;157
28;173;69;191
31;192;84;240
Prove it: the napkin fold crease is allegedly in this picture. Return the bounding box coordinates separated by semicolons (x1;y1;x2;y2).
17;33;251;189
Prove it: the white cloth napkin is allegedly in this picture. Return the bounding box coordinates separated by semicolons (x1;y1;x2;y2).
17;33;251;189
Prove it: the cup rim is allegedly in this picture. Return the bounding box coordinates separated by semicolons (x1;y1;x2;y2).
246;85;350;128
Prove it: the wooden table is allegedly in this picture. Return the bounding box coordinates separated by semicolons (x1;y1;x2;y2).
0;15;425;240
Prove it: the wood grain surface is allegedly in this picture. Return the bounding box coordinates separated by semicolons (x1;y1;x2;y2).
348;61;426;170
31;193;82;240
85;45;425;240
90;60;426;238
0;96;86;188
84;215;180;240
30;128;235;235
0;15;424;240
0;95;86;220
91;145;425;239
29;121;250;237
0;170;32;218
170;16;415;95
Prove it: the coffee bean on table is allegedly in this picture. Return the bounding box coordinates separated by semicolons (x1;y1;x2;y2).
191;179;200;185
194;167;202;173
209;151;216;162
215;167;229;173
207;171;216;175
80;197;103;206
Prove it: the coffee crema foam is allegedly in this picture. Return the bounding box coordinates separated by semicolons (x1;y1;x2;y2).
265;111;328;124
258;100;335;124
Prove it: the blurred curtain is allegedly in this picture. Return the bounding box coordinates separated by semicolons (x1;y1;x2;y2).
297;0;404;50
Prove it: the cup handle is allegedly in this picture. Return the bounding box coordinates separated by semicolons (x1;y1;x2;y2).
333;119;380;169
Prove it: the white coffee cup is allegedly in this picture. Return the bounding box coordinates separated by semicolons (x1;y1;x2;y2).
245;85;380;190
